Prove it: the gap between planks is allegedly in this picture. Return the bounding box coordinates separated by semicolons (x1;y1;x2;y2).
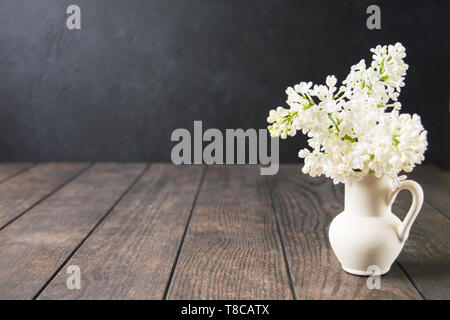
266;176;298;300
162;166;207;299
0;163;35;184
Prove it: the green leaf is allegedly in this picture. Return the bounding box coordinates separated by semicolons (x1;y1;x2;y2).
392;134;400;147
341;135;357;143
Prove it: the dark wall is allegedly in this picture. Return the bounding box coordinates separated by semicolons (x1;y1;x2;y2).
0;0;449;167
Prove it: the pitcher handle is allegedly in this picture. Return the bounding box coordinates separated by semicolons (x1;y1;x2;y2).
388;180;424;243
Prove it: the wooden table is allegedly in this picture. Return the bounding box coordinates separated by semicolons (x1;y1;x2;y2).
0;163;448;300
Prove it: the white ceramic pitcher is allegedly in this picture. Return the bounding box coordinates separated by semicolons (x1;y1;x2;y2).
329;174;423;276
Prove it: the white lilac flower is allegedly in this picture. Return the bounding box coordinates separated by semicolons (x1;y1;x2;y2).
267;43;427;186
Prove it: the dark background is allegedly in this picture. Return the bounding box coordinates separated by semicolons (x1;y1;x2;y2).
0;0;448;167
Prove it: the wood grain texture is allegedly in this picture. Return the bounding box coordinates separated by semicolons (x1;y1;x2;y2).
0;163;146;299
167;165;293;300
0;163;89;228
268;165;422;300
408;165;450;218
0;163;33;183
392;188;450;300
0;163;447;300
38;164;204;300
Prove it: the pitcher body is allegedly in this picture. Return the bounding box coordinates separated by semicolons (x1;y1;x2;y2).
329;174;423;276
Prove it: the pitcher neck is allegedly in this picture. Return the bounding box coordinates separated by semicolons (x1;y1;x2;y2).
344;174;391;217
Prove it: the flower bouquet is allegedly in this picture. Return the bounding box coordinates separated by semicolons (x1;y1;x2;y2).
267;44;427;275
267;43;427;187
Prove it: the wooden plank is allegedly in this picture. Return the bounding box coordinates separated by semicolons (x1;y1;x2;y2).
0;163;33;183
407;165;450;218
0;163;89;229
392;186;450;300
38;164;204;300
268;165;422;300
0;163;146;299
167;166;293;300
